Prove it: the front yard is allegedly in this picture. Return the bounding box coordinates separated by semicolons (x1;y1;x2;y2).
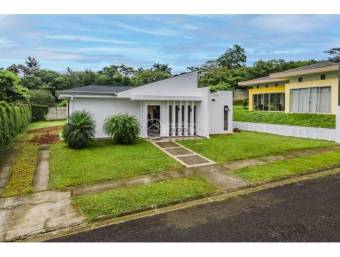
179;131;334;163
49;139;181;189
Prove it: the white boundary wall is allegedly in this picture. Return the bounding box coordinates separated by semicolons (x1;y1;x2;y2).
234;121;336;141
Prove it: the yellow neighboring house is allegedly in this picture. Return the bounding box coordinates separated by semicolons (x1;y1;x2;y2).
238;61;339;114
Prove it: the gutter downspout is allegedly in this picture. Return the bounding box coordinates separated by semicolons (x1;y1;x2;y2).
336;62;340;143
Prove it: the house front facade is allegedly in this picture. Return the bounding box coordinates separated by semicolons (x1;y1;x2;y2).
57;72;233;138
238;61;339;114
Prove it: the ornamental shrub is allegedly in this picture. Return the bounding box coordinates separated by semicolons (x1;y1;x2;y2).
31;104;48;121
103;114;140;144
63;111;96;149
0;101;31;146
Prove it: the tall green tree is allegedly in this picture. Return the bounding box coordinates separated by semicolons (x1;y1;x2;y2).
325;48;340;63
0;70;29;102
216;44;247;68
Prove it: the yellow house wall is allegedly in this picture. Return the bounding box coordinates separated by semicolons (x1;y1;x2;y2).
285;71;338;114
248;85;285;111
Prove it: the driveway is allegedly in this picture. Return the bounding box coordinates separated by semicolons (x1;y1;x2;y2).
51;173;340;242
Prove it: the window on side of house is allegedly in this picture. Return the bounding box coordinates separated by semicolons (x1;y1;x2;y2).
252;93;285;112
320;74;326;80
298;77;303;82
290;86;331;114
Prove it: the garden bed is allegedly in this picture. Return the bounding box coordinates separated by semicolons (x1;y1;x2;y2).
233;106;335;128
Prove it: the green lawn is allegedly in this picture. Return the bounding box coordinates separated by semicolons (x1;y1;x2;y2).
235;150;340;183
49;139;181;189
179;132;334;163
75;176;215;221
28;120;66;130
233;106;335;128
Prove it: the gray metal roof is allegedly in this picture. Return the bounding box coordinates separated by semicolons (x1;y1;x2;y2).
272;61;337;74
56;85;134;96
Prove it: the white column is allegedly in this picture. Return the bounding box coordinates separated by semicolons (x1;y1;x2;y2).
190;101;195;135
178;101;182;136
172;101;176;136
184;102;188;136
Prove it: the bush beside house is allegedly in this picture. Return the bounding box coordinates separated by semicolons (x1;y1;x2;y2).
63;111;96;149
104;114;140;144
0;101;31;146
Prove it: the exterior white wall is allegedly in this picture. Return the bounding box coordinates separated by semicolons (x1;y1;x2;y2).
234;121;335;141
70;97;141;138
209;91;233;134
336;106;340;143
195;87;210;137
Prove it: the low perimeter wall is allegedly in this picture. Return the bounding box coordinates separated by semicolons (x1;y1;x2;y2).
46;107;67;120
234;121;336;141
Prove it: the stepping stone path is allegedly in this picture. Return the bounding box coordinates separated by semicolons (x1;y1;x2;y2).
0;191;84;241
152;140;215;168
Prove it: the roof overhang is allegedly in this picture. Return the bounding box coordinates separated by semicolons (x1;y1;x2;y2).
130;94;203;101
270;64;339;79
58;94;117;100
238;78;287;87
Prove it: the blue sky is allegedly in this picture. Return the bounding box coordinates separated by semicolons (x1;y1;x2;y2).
0;15;340;73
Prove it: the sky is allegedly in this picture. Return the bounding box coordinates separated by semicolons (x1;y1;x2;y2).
0;15;340;73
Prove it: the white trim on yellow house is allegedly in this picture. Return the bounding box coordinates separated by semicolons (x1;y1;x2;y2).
239;62;339;114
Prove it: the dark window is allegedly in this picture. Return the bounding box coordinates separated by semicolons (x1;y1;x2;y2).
252;93;285;112
256;85;259;88
320;74;326;80
224;106;229;130
298;77;303;82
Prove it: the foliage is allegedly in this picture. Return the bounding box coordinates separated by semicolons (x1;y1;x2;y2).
233;106;335;128
103;114;140;144
31;104;49;121
0;101;31;146
49;139;180;189
179;132;333;163
28;120;66;130
2;141;39;197
325;48;340;63
216;44;247;68
131;69;171;86
29;89;56;106
75;177;215;221
235;150;340;183
0;70;29;102
62;110;96;149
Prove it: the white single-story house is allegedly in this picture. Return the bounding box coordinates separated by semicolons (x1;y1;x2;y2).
57;72;233;138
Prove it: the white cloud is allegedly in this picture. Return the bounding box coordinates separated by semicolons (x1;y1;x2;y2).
249;15;330;33
44;34;137;44
114;21;178;36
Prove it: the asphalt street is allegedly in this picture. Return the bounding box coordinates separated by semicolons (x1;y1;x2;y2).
51;173;340;242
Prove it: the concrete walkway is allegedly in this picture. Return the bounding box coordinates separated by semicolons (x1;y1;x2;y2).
192;164;248;191
0;191;84;241
224;145;340;171
71;169;194;196
151;139;215;168
0;148;18;195
34;144;50;192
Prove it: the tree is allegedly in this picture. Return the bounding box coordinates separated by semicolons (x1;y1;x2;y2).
0;70;29;102
131;69;171;86
216;45;247;69
28;89;56;106
19;56;40;76
152;63;172;74
6;64;19;74
325;48;340;63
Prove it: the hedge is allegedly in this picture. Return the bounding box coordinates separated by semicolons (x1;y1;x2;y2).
0;101;31;146
233;106;336;129
31;104;48;121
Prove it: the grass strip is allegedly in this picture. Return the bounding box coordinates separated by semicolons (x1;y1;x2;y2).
75;176;215;221
235;150;340;183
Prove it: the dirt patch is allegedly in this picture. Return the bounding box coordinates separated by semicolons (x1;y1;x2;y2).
28;126;62;144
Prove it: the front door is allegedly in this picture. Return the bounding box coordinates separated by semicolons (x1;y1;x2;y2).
147;105;161;137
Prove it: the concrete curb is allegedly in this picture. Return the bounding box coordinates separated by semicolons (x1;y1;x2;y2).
22;166;340;242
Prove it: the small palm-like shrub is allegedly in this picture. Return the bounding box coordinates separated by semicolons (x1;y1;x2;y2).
63;111;96;149
103;114;140;144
